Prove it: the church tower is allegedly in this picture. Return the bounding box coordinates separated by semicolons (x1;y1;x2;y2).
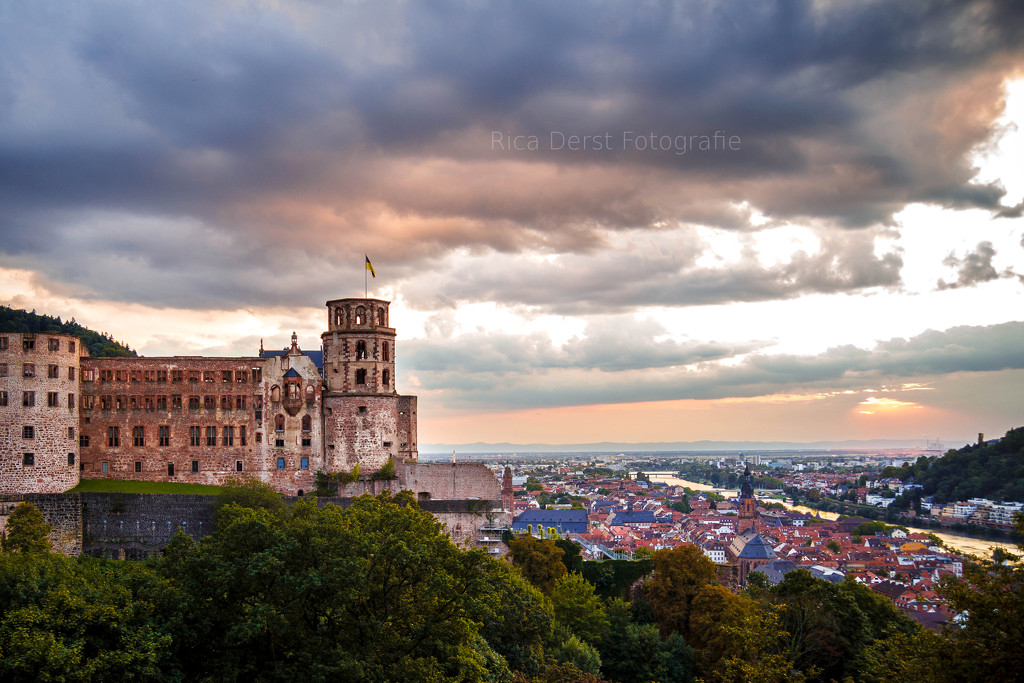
321;298;417;474
737;464;757;533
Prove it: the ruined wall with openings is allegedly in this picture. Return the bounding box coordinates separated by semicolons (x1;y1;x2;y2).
79;356;264;486
0;333;81;493
400;462;502;502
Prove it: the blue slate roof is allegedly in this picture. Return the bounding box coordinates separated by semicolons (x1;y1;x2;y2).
283;368;302;378
511;509;589;534
611;509;657;525
263;349;324;371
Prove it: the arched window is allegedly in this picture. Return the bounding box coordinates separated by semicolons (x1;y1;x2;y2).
334;308;343;327
356;340;367;359
377;308;385;326
355;306;366;325
275;414;285;432
382;369;390;386
287;382;299;399
302;415;312;433
381;342;390;361
270;385;281;402
355;369;367;385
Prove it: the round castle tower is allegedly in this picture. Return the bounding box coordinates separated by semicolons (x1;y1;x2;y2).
0;332;82;493
320;298;417;473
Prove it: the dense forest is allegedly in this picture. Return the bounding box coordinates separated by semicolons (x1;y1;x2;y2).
885;426;1024;504
2;481;1021;682
0;305;136;357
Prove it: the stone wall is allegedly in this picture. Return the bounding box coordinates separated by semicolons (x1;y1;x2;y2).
80;492;216;559
400;462;502;501
0;492;83;555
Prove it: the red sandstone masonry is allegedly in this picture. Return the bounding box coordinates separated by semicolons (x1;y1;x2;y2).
0;333;81;493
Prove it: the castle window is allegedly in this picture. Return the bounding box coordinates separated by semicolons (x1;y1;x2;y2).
172;394;182;409
378;307;385;326
275;414;285;432
382;342;390;361
156;396;167;411
131;370;142;383
189;370;200;382
133;426;144;447
81;395;94;410
252;367;262;382
355;307;366;325
23;363;35;377
223;426;234;446
204;395;215;410
0;364;7;377
335;308;343;326
79;434;89;447
23;391;35;407
69;367;76;380
271;386;280;402
130;396;139;410
159;425;170;446
116;370;129;382
302;415;312;432
222;370;232;383
300;457;309;470
47;392;58;407
102;461;109;473
23;336;35;351
205;426;217;447
22;425;34;439
108;426;119;447
189;395;200;410
157;370;167;383
221;395;231;410
237;371;247;383
68;453;75;466
287;383;299;400
0;336;6;350
143;396;154;411
172;370;183;382
144;370;155;382
203;371;214;383
277;457;285;470
255;432;262;444
358;405;367;414
236;395;246;410
305;385;314;403
382;370;390;386
0;390;6;406
190;426;201;446
302;437;311;447
356;341;367;359
135;461;142;473
191;460;199;473
48;338;60;351
101;369;113;382
48;364;59;378
168;463;175;477
68;393;75;409
355;369;366;385
240;426;247;446
69;341;75;352
236;461;243;472
69;427;75;439
276;439;285;448
383;441;392;448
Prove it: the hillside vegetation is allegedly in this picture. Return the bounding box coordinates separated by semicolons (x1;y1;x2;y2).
0;305;136;357
887;426;1024;504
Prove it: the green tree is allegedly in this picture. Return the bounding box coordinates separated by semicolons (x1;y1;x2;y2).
644;544;719;639
1;502;51;554
509;536;567;595
549;572;609;647
213;476;286;522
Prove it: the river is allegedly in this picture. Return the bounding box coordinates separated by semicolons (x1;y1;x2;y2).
647;472;1017;559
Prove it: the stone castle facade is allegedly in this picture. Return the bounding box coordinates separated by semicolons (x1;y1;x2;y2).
2;298;428;497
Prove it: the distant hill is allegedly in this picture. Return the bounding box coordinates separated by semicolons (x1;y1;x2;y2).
420;438;938;455
893;425;1024;503
0;306;137;358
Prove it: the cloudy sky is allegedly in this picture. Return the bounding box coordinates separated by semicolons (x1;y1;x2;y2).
2;0;1023;446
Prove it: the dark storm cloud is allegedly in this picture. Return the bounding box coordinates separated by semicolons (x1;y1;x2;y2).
937;241;1016;290
404;321;1024;409
0;0;1022;309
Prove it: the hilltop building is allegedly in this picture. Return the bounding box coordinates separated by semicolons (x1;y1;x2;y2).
1;297;509;554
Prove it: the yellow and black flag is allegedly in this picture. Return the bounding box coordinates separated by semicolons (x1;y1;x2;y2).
365;255;376;278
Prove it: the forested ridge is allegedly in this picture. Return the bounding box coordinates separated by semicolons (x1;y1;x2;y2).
0;305;136;357
886;426;1024;504
1;480;1022;682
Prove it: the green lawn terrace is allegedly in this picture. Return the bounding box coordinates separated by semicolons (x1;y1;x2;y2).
69;479;222;495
